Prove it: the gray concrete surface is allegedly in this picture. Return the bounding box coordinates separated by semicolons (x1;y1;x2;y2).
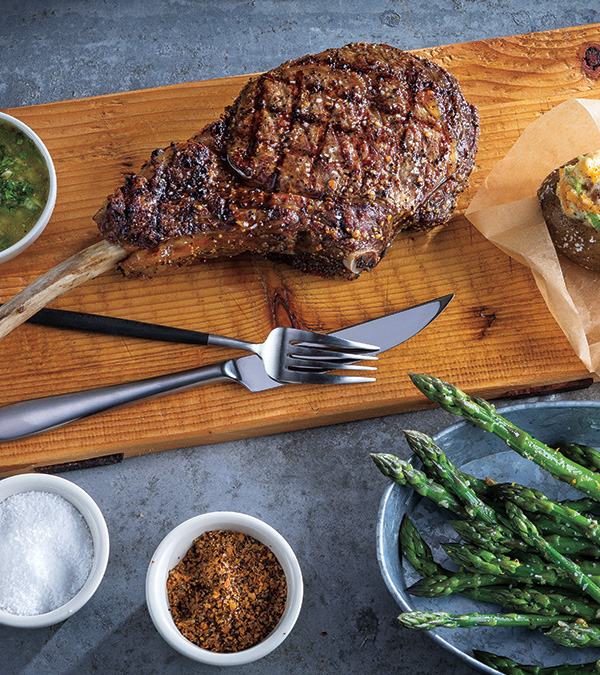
2;1;600;673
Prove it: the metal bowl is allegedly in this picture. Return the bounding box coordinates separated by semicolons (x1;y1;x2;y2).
377;401;600;673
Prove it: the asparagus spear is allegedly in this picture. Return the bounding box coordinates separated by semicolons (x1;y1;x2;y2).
452;471;592;511
399;515;446;577
560;498;600;514
397;517;594;616
533;515;587;540
450;519;527;554
462;546;600;578
455;517;600;557
397;516;528;608
407;570;512;597
398;610;569;631
494;484;600;548
407;373;600;501
474;650;600;674
444;544;600;592
545;620;600;648
460;476;598;513
395;516;503;602
444;542;526;574
485;586;600;621
370;453;467;515
404;429;499;524
558;444;600;473
504;501;600;605
458;469;493;497
543;535;600;559
448;542;600;576
407;567;578;597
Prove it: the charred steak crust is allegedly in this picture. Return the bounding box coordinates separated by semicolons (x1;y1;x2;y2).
95;42;479;278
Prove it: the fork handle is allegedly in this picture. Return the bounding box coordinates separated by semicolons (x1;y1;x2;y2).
16;304;213;346
0;361;235;442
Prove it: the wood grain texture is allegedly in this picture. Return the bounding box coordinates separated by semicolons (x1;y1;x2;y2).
1;24;600;475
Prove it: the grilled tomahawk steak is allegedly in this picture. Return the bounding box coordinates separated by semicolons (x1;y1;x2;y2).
94;42;479;279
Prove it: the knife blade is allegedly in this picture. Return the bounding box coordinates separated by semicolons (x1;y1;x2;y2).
0;294;452;441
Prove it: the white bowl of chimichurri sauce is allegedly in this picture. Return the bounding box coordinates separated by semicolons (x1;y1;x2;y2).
0;112;56;262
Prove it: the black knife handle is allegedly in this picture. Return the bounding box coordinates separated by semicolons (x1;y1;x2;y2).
13;304;211;346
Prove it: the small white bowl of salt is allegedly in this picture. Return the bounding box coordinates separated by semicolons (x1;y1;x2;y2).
0;473;109;628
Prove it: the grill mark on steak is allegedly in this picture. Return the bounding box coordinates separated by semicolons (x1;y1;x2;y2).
95;42;479;279
272;72;300;192
241;72;274;187
276;69;306;193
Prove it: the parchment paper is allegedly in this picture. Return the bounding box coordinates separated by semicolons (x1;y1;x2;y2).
465;98;600;376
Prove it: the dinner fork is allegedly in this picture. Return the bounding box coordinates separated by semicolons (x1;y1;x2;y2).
16;305;379;384
200;326;378;384
0;328;378;442
0;343;379;442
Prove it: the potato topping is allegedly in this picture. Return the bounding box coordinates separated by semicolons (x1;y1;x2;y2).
557;150;600;231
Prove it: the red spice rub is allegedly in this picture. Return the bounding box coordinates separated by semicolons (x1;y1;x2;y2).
167;529;287;652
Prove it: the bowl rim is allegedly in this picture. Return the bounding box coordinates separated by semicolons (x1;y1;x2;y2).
376;399;600;675
0;111;57;263
0;473;110;628
146;510;303;666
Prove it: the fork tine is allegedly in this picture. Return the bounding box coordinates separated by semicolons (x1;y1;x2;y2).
286;329;378;352
322;363;377;371
288;371;376;385
287;359;377;372
289;345;379;361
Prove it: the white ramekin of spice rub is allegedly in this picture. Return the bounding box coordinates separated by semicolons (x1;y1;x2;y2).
0;473;110;628
146;511;304;665
0;112;57;263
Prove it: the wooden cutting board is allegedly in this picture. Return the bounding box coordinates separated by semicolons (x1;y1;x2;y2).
1;24;600;476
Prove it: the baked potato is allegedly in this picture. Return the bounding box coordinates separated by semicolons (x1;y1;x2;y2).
537;150;600;271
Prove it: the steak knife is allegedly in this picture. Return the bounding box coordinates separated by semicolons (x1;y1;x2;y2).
0;294;453;442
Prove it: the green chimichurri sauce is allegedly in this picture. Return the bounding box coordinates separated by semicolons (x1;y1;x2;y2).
0;119;50;252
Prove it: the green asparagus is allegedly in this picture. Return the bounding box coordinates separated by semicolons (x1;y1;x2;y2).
455;518;600;557
542;535;600;559
407;570;513;597
484;586;600;621
560;498;600;513
399;515;446;577
449;543;600;577
494;484;600;548
504;501;600;605
407;373;600;501
558;444;600;473
398;610;569;631
372;374;600;669
444;544;600;592
545;621;600;648
397;517;538;608
450;519;527;554
453;470;590;512
404;429;499;524
458;469;493;497
397;517;599;618
512;555;600;579
407;567;578;597
370;453;466;515
533;516;588;540
474;650;600;674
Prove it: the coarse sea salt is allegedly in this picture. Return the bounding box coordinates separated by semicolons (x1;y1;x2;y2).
0;491;94;616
